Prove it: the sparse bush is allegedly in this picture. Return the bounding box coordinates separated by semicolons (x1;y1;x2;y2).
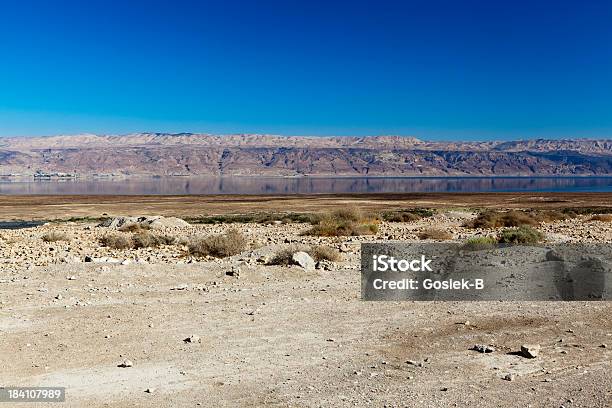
588;214;612;222
309;245;342;262
464;210;538;229
269;244;341;265
268;245;309;265
118;223;150;232
187;229;247;258
417;228;452;240
462;236;497;251
99;234;133;249
303;207;379;237
498;226;544;244
42;231;71;242
132;232;175;248
185;212;315;224
383;208;435;222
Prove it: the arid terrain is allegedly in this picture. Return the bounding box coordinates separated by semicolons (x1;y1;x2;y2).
1;194;611;407
1;133;611;176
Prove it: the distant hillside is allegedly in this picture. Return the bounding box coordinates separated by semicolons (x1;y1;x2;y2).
0;133;610;177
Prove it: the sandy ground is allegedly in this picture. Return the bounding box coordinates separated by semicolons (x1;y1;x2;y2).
1;204;612;407
0;192;612;221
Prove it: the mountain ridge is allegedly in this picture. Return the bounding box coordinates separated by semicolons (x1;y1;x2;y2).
0;133;610;177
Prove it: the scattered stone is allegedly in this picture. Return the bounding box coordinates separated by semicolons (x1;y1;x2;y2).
118;359;133;368
184;335;201;343
66;276;77;280
521;344;541;359
84;256;93;263
171;284;189;291
292;251;315;271
503;373;515;381
226;266;240;277
600;344;608;348
472;344;495;353
144;388;155;393
120;259;131;265
55;294;63;300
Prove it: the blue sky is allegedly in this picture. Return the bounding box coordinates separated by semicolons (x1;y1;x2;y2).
0;0;611;140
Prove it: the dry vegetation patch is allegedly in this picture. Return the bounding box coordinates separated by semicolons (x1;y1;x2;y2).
303;207;379;236
417;228;452;240
588;214;612;222
498;226;545;244
41;231;71;242
187;229;247;258
269;244;341;265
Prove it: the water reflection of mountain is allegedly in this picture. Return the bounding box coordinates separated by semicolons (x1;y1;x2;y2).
0;176;611;195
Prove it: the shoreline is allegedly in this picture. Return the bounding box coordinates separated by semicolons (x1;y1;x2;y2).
0;192;611;221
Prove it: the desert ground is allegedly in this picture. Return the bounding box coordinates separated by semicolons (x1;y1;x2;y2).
1;194;611;407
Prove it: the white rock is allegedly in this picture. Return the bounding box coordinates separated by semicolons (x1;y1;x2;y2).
292;251;315;271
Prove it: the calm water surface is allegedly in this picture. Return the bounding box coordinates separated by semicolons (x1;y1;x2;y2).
0;176;611;195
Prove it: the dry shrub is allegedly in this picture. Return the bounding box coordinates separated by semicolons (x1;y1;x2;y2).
118;223;150;232
382;208;434;222
269;244;310;265
309;245;342;262
418;228;452;240
132;232;175;248
464;210;538;229
304;207;379;236
498;226;544;244
99;233;133;249
588;214;612;222
187;229;247;258
42;231;71;242
269;244;341;265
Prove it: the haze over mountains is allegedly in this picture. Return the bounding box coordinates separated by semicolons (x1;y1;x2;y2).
0;133;611;177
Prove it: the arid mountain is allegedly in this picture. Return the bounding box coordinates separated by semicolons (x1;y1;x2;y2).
0;133;610;177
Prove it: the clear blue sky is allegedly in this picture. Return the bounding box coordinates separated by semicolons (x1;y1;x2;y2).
1;0;611;140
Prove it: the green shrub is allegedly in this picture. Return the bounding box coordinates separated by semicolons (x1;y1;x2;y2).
498;226;544;244
462;236;497;251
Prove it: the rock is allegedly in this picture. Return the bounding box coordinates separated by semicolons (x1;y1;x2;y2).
144;388;155;393
55;294;63;300
99;216;189;230
503;373;515;381
84;256;93;263
226;266;240;277
118;359;133;368
472;344;496;353
600;344;608;348
291;252;315;271
184;335;201;343
98;216;138;229
521;344;541;358
120;259;131;265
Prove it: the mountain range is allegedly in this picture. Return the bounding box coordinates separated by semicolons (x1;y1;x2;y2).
0;133;611;177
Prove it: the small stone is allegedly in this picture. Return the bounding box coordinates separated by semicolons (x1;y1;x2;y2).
118;359;133;368
120;259;131;265
55;294;63;300
521;344;541;359
66;276;77;280
600;344;608;348
144;388;155;393
84;256;93;262
226;266;240;277
184;335;201;343
472;344;495;353
503;373;515;381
